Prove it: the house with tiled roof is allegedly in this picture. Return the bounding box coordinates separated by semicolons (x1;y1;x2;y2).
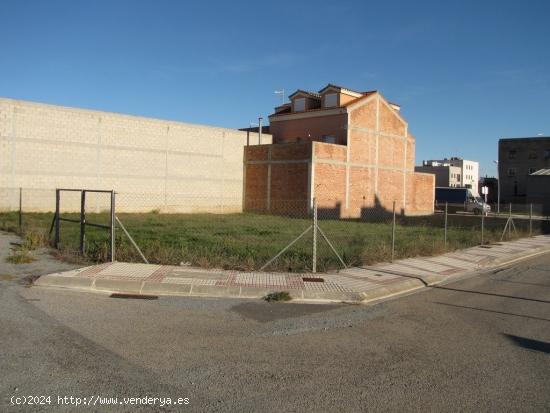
243;84;435;217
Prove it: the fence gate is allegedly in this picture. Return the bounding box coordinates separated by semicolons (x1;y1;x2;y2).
50;189;115;262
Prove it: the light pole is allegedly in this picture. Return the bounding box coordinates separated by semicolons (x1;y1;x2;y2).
493;160;500;214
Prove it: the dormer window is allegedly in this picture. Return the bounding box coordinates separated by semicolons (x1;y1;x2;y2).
294;98;305;112
324;93;337;108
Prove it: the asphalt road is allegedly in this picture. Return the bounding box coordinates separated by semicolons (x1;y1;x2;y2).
1;236;549;411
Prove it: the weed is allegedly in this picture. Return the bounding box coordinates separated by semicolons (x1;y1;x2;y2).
23;229;47;250
6;249;36;264
264;291;292;302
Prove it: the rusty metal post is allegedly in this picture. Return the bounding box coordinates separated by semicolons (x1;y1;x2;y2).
110;191;116;262
312;197;317;273
54;189;60;248
391;201;396;263
80;190;86;254
18;187;23;232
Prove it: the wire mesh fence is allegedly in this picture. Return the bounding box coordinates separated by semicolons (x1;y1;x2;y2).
1;187;549;272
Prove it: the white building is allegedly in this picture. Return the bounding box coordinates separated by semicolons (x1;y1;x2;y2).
421;158;480;195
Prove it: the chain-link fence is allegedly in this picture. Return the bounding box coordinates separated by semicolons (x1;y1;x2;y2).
1;187;549;272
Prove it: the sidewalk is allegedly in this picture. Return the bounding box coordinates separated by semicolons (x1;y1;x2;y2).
35;235;550;303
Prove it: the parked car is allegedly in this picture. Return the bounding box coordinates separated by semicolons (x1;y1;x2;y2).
435;187;491;215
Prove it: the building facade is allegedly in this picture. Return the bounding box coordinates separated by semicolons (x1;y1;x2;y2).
0;97;271;212
243;84;435;217
498;137;550;203
421;158;479;195
478;176;498;204
526;169;550;212
415;161;462;189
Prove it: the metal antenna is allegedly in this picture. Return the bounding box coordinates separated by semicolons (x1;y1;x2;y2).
274;89;285;104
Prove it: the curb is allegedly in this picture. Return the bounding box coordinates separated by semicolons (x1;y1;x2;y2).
33;238;550;305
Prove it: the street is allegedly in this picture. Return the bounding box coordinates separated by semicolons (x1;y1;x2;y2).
1;250;549;412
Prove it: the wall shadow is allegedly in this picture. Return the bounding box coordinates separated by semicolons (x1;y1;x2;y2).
503;333;550;354
433;285;550;304
433;301;550;322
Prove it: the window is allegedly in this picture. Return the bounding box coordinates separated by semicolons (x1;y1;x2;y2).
323;135;336;144
294;98;305;112
508;149;517;159
528;151;537;159
545;149;550;160
457;174;460;181
507;168;516;177
324;93;337;108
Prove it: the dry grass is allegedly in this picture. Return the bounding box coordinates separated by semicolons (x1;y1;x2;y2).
6;249;36;264
0;210;544;272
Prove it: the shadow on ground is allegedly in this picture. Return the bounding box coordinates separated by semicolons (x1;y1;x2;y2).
503;333;550;354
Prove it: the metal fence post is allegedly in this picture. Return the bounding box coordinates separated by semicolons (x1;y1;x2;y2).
79;190;86;254
481;204;485;245
391;200;396;263
529;203;533;236
444;201;448;249
18;187;23;233
508;202;512;238
54;189;60;248
312;197;317;273
110;191;116;262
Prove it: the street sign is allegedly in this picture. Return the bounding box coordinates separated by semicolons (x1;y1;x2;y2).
481;186;489;195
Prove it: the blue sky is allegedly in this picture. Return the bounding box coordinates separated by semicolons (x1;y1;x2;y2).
1;0;549;176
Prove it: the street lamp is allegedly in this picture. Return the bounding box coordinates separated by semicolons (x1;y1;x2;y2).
493;160;500;214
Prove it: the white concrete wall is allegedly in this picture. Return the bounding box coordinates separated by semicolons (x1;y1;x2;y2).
0;97;271;212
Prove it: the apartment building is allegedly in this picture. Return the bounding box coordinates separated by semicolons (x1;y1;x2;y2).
498;136;550;202
415;161;462;189
421;157;479;195
243;84;435;217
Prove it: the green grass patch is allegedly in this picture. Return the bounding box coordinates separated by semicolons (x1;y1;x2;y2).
0;210;543;272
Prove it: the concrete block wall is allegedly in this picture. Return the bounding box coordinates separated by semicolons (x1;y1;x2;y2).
0;98;271;212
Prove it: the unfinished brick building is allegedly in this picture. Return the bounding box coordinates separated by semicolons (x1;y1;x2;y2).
244;84;434;217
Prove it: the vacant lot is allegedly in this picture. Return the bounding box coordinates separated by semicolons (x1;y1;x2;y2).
0;211;541;272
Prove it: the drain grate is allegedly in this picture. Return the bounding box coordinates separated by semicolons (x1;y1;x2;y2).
110;293;158;300
302;277;324;282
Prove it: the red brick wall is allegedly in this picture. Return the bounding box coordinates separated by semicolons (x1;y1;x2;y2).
378;135;406;170
244;164;268;211
378;100;406;136
245;93;434;218
269;113;347;145
243;143;311;215
314;141;347;161
349;130;377;164
406;133;415;170
313;163;346;212
348;166;376;215
349;99;377;130
406;172;435;215
271;142;311;160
